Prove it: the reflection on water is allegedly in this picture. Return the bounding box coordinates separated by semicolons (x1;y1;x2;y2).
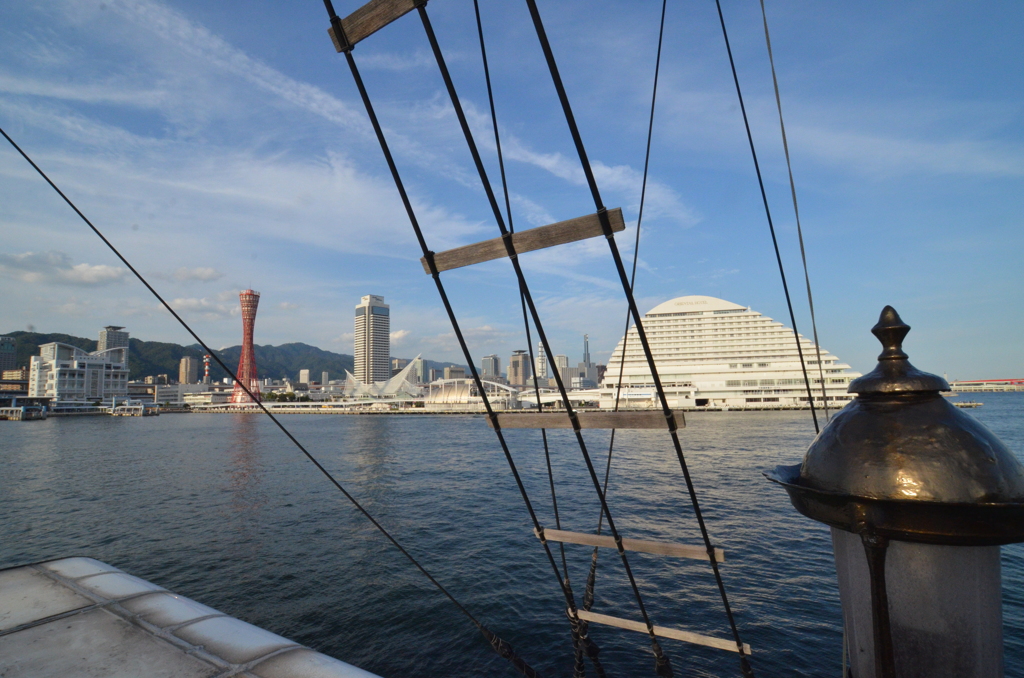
226;414;268;533
0;393;1020;678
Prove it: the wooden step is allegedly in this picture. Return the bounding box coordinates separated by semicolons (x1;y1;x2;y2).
329;0;418;52
487;409;685;430
576;609;751;654
421;208;625;274
537;528;723;562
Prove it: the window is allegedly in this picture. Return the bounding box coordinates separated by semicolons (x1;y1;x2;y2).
742;380;757;387
758;362;769;367
745;398;762;403
759;379;775;386
741;363;753;368
726;380;741;387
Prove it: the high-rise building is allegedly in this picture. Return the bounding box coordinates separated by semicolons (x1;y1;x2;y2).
355;295;390;383
391;358;409;377
409;358;426;384
429;368;441;382
534;342;548;379
481;355;501;379
443;366;466;380
0;336;15;372
577;334;598;387
298;369;311;384
508;350;531;387
230;290;261;403
178;356;199;384
97;326;129;352
322;371;330;386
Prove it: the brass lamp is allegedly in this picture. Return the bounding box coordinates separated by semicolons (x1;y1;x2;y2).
767;306;1024;678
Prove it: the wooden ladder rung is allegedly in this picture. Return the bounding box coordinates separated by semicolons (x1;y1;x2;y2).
329;0;417;52
576;609;752;655
538;528;724;562
487;410;686;430
421;208;625;274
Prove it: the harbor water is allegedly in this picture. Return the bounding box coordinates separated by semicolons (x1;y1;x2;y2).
2;393;1022;677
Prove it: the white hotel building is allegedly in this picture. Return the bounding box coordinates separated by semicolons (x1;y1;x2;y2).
28;342;130;404
599;295;860;409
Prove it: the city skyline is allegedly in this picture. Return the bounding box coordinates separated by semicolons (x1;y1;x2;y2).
1;1;1021;380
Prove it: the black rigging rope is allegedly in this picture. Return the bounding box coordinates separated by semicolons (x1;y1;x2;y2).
585;0;668;618
757;0;830;421
712;0;820;434
522;2;753;675
408;4;675;674
0;125;539;678
469;4;600;676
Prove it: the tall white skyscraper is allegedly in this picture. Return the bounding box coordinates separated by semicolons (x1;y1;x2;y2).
354;295;390;383
534;342;548;379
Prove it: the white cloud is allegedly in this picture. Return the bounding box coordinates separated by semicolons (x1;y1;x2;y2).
173;267;223;282
278;301;298;310
165;294;237;320
390;329;410;344
0;251;129;286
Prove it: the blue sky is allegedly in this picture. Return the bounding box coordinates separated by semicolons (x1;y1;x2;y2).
1;0;1021;379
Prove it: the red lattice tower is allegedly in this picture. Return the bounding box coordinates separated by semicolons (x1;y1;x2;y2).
230;289;261;404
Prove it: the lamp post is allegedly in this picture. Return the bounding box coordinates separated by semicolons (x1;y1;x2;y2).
767;306;1024;677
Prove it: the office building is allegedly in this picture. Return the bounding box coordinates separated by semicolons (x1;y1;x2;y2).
508;350;531;387
322;371;330;386
28;342;129;403
577;334;598;388
481;355;501;379
599;295;861;409
409;358;426;384
97;326;129;352
0;336;16;372
429;368;442;382
354;295;390;383
534;343;548;379
444;366;466;380
178;356;199;385
299;369;311;384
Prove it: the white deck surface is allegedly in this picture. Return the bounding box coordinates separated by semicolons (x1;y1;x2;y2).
0;557;380;678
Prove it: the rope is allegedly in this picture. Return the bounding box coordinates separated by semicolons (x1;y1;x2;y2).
320;3;590;675
522;2;753;674
585;0;668;615
470;5;604;675
413;3;673;673
757;0;830;422
712;0;819;435
0;123;536;674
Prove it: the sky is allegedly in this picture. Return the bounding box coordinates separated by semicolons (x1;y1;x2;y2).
1;0;1021;380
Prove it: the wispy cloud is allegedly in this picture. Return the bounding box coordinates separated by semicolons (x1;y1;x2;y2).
0;251;128;286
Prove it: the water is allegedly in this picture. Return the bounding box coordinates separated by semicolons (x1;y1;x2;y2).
1;393;1022;677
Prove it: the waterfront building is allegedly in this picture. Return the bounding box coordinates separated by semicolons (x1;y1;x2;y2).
354;295;390;383
508;350;531;387
535;343;548;379
28;342;129;403
444;366;466;380
178;356;199;385
299;369;311;384
154;383;206;405
97;326;129;352
950;379;1024;392
481;354;501;379
0;336;15;372
599;295;861;409
342;359;422;399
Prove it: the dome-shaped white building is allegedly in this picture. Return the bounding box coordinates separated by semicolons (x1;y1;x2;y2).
599;295;861;409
